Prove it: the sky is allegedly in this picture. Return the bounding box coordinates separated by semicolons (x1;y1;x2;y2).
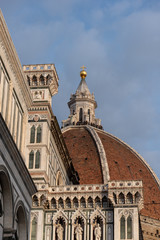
1;0;160;180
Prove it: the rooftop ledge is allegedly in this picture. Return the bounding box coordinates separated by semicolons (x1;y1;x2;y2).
35;180;143;193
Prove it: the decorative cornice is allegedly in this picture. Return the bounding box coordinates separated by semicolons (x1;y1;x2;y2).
0;10;32;108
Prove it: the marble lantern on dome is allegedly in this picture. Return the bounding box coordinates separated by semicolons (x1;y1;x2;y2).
62;67;102;128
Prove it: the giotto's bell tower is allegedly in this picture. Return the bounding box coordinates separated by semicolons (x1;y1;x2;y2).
23;64;59;105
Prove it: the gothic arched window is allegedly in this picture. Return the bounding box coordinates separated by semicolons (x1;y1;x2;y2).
127;216;132;239
135;192;141;204
31;217;37;240
51;198;56;209
39;75;45;85
46;74;51;85
120;216;125;239
36;126;42;143
40;195;46;206
80;197;86;208
73;197;79;208
32;76;37;86
119;193;125;204
58;198;64;208
88;197;93;208
32;195;39;207
95;196;101;207
29;151;34;169
35;151;40;169
30;126;35;143
126;192;133;204
79;108;83;122
65;198;71;208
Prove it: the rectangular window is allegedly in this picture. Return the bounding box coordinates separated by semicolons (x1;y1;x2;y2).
29;152;34;169
35;151;40;169
31;218;37;240
120;216;125;239
127;217;132;239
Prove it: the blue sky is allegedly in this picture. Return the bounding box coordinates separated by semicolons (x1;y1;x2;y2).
1;0;160;179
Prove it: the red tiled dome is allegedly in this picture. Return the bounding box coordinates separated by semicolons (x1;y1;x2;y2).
62;125;160;220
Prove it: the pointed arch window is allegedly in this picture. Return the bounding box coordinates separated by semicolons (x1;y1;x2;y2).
88;197;93;208
120;216;125;239
30;126;35;143
51;198;56;209
35;151;40;169
127;216;132;239
32;76;38;86
58;198;64;208
73;197;79;208
119;193;125;204
32;195;39;207
36;126;42;143
29;151;34;169
65;198;71;208
135;192;141;204
31;217;37;240
80;197;86;208
79;108;83;122
126;193;133;204
39;75;45;85
95;196;101;207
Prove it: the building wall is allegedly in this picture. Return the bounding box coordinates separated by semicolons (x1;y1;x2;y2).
0;9;36;239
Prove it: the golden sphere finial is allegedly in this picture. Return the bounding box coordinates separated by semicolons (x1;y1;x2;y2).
80;65;87;79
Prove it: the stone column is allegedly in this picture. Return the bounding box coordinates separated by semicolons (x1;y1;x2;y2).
103;222;105;240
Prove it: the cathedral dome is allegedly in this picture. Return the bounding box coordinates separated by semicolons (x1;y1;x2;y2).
62;125;160;221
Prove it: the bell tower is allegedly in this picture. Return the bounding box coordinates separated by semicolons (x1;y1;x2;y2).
23;64;59;105
62;66;101;128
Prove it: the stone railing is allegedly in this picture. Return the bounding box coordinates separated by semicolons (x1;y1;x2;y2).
108;180;143;189
35;184;108;193
23;64;54;71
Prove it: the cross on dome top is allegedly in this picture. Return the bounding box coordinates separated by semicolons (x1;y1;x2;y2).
80;65;87;79
81;65;86;71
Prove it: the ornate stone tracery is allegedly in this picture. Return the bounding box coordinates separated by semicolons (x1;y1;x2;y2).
52;209;68;240
91;208;105;240
72;209;86;240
